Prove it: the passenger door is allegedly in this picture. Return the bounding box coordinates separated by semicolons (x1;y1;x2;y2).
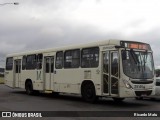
103;51;119;96
110;51;119;95
44;56;54;90
14;59;21;88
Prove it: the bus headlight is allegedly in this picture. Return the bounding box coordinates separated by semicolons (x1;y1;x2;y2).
123;80;133;89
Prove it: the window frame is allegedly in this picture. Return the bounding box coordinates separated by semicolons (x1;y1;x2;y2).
64;49;80;68
6;57;13;70
55;51;63;69
26;54;37;70
81;47;99;68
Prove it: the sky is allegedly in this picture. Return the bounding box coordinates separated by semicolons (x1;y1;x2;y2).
0;0;160;68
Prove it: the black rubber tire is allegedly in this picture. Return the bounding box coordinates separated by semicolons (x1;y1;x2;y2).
150;98;156;100
52;92;59;97
33;90;40;95
25;81;34;95
112;97;125;102
81;82;98;103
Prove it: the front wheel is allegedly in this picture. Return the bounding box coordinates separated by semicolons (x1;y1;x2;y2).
81;82;98;103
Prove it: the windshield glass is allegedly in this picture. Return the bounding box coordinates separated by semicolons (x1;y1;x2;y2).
122;50;154;79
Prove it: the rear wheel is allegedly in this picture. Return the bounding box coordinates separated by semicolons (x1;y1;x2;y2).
81;82;98;103
25;81;34;95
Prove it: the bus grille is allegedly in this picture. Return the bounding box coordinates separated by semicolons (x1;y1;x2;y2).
135;90;152;96
131;81;153;84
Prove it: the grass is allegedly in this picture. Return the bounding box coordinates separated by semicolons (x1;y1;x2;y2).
0;77;4;84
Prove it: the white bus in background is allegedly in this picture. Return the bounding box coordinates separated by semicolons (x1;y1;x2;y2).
5;39;155;103
154;77;160;97
136;77;160;100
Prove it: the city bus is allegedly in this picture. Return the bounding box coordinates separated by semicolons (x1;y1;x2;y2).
5;39;155;102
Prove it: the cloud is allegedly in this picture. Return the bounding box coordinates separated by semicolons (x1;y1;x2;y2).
0;0;160;68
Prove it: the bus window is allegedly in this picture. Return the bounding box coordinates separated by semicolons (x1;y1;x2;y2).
26;54;36;70
81;47;99;68
6;57;13;70
37;54;43;69
64;49;80;68
15;60;21;73
56;51;63;69
156;79;160;86
45;58;50;73
103;52;109;73
22;56;26;70
111;52;118;77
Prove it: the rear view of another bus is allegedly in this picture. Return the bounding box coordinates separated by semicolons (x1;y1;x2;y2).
120;41;155;99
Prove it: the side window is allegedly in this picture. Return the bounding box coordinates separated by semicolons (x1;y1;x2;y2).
111;52;119;77
6;57;13;70
37;54;43;69
81;47;99;68
26;54;36;70
56;51;63;69
64;49;80;68
103;52;109;73
22;56;26;70
156;79;160;86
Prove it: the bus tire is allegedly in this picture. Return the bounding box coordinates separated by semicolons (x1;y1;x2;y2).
81;81;98;103
25;81;34;95
112;97;125;102
52;92;59;97
150;98;156;100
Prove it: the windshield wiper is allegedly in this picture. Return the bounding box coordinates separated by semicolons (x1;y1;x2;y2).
143;50;148;71
130;49;139;64
130;49;140;71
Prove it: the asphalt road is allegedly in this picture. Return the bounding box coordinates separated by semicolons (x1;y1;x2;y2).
0;84;160;120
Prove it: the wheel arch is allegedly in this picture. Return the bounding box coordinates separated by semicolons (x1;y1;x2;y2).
81;80;96;94
25;79;33;89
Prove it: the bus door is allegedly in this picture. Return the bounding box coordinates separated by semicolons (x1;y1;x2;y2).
14;59;21;88
103;51;119;96
44;56;54;90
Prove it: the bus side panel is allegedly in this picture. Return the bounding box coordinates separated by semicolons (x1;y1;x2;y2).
20;70;44;90
53;69;82;94
53;68;102;95
5;70;14;88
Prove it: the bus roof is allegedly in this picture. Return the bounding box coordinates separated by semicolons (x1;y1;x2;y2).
6;39;149;57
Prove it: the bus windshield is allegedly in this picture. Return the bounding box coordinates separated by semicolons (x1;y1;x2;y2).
122;50;154;79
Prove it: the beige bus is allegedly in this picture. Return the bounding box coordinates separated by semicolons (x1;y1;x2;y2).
5;39;155;102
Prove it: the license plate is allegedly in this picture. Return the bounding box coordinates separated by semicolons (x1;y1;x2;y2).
134;85;145;89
